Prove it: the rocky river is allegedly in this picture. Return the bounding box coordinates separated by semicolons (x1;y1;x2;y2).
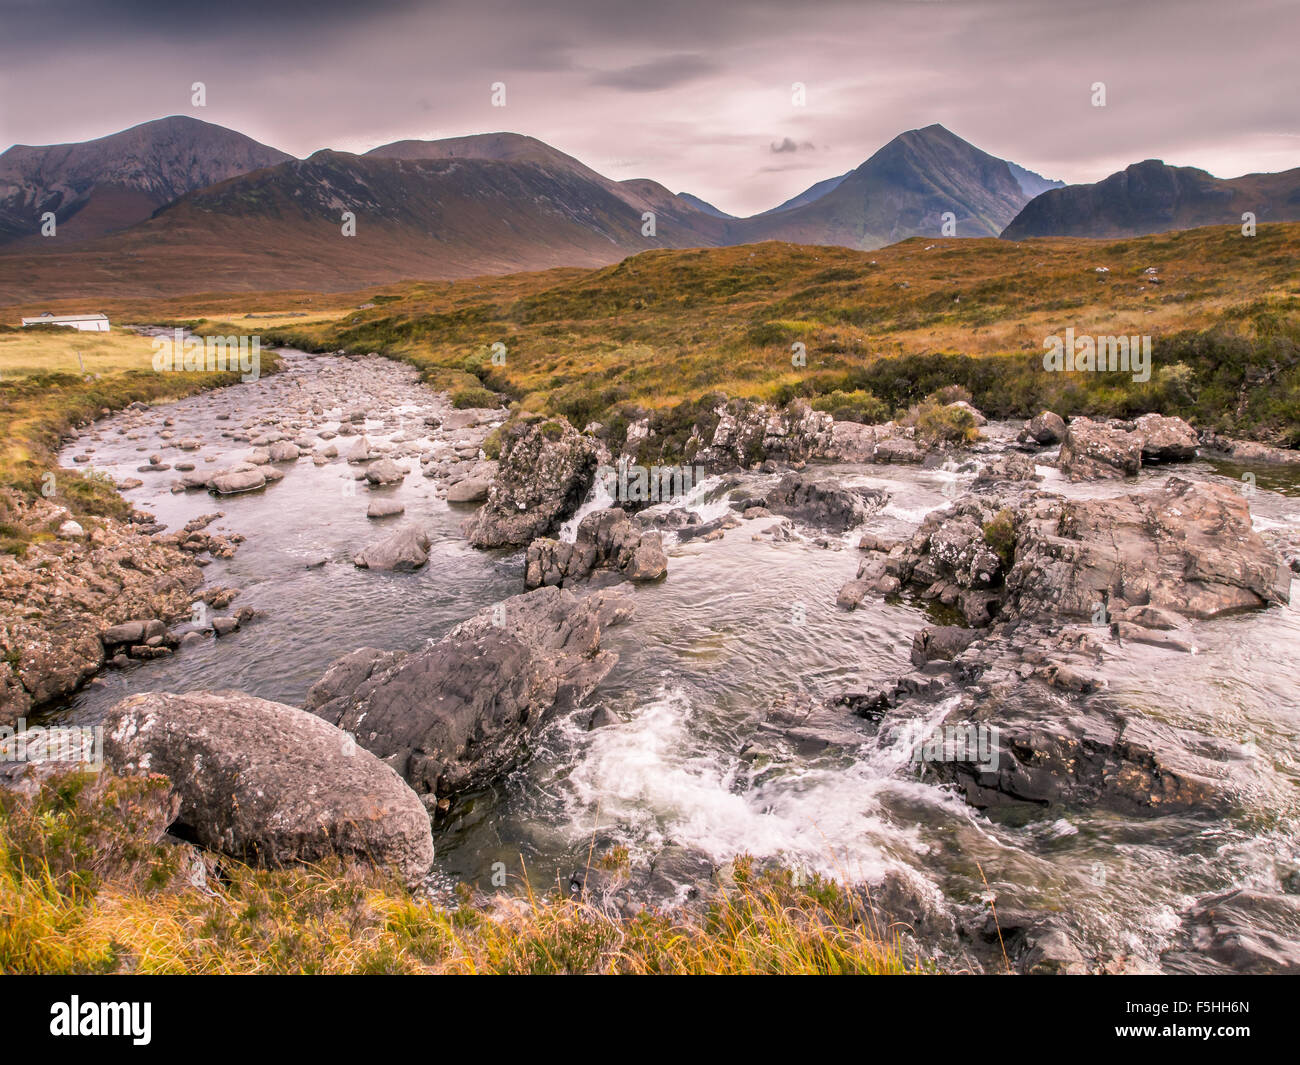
21;346;1300;974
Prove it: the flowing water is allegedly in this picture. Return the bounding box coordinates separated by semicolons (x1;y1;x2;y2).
55;349;1300;969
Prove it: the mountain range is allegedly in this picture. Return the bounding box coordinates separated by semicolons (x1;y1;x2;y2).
1001;158;1300;239
0;115;1294;302
0;115;292;245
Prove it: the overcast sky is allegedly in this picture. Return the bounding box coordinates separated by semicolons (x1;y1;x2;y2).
1;0;1296;215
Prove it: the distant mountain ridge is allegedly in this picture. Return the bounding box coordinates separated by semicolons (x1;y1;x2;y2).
1007;161;1065;199
759;172;850;215
1002;158;1300;239
676;192;735;218
2;115;1290;301
0;115;291;243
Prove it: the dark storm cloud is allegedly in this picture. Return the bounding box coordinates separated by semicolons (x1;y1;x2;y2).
0;0;1296;216
0;0;423;40
588;54;718;92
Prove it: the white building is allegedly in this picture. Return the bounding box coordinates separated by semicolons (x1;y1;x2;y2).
20;312;110;332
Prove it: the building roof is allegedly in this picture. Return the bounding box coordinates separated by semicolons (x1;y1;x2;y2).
20;313;109;325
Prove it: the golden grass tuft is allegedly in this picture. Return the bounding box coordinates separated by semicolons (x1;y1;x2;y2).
0;771;915;975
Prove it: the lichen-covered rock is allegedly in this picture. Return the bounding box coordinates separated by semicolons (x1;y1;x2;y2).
688;399;834;470
974;452;1040;486
884;478;1289;625
465;418;599;548
1057;417;1142;480
1134;413;1198;463
0;489;202;726
1005;478;1290;620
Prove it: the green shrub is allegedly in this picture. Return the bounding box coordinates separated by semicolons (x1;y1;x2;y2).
451;386;499;409
911;400;979;445
983;509;1017;570
810;389;889;424
927;384;973;406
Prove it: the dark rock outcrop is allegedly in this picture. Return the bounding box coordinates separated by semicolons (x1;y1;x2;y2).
525;507;667;588
1162;890;1300;974
306;586;633;808
760;472;888;532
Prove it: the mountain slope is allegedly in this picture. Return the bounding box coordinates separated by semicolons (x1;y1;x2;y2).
0;115;292;244
760;172;850;214
1002;159;1300;239
0;149;727;300
367;132;725;238
729;125;1033;248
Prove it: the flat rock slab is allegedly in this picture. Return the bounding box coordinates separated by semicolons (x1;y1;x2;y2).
366;498;406;518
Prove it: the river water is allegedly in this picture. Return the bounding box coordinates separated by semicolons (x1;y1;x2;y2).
56;349;1300;970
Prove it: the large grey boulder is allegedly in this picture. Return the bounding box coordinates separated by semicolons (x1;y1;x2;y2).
464;419;600;548
209;464;267;495
1023;410;1066;445
353;524;430;570
305;586;633;807
100;690;435;883
365;457;405;485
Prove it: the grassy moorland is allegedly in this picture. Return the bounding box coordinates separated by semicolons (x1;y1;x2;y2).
139;222;1300;447
0;771;915;975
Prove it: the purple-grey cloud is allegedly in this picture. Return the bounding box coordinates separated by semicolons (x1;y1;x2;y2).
0;0;1295;216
